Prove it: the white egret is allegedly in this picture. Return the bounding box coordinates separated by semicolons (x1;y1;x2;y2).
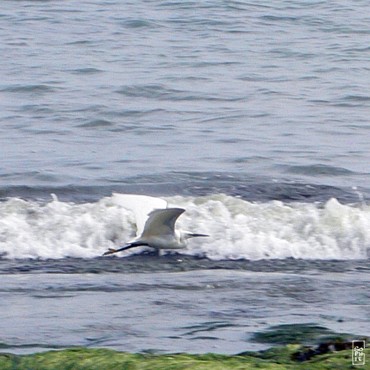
103;196;208;256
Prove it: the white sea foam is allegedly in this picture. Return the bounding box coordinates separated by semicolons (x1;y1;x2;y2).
0;194;369;260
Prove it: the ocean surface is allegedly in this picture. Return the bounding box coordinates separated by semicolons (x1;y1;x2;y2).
0;0;369;355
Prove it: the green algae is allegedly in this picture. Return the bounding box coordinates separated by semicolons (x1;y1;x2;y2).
0;324;367;370
0;346;368;370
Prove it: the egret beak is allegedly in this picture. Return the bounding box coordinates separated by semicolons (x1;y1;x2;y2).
184;233;209;240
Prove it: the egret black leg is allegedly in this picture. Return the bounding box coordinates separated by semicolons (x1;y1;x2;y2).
102;241;148;256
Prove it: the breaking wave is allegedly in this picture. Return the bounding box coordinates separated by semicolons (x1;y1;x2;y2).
0;194;369;260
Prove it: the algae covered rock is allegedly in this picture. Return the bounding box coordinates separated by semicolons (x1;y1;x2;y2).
0;324;367;370
0;346;369;370
251;323;345;345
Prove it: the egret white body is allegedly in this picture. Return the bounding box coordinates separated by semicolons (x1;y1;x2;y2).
103;197;208;256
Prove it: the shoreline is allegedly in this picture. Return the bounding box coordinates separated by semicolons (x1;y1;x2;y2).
1;324;368;369
1;344;368;369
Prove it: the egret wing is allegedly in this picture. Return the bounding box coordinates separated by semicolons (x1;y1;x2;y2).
112;194;168;236
141;208;185;238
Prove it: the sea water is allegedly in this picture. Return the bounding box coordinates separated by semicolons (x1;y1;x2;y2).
0;0;369;354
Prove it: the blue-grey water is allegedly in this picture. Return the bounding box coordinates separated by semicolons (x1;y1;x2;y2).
0;0;369;355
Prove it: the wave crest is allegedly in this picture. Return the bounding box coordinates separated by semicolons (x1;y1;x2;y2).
0;194;368;260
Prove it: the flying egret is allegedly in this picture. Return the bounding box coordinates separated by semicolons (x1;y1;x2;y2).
103;206;208;256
